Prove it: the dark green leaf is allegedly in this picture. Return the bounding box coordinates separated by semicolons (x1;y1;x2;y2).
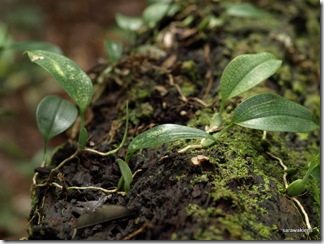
104;39;123;63
74;204;132;230
78;127;88;150
143;2;180;27
127;124;217;154
220;52;282;107
286;179;306;197
232;93;319;133
117;159;133;193
115;13;143;31
226;3;270;18
310;163;320;181
36;95;78;143
307;154;320;181
284;168;298;176
308;154;320;170
26;50;93;114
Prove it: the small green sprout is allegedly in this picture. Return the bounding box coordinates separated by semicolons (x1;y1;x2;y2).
217;52;282;126
104;39;123;64
26;50;93;149
114;2;180;46
286;179;306;197
286;154;320;197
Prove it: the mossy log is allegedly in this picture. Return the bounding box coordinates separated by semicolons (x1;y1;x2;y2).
26;0;320;240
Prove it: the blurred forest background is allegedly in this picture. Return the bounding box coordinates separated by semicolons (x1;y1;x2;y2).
0;0;147;239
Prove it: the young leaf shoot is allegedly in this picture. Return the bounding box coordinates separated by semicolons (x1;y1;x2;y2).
117;158;133;192
104;39;123;64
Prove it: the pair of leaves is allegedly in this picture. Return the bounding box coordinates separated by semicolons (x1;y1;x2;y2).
27;50;93;149
36;95;78;145
126;94;318;158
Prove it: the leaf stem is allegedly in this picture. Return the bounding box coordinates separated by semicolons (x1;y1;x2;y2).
41;137;48;167
84;101;129;156
201;123;233;148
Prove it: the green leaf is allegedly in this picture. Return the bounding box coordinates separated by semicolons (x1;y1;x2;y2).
36;95;78;143
231;93;319;133
220;52;282;109
127;124;217;154
308;154;320;170
306;154;320;181
310;163;320;181
117;159;133;193
226;3;270;18
286;179;306;197
74;204;132;230
78;127;88;150
115;13;143;32
26;50;93;114
104;39;123;64
143;2;180;27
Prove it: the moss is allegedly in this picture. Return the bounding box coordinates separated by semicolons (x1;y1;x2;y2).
172;107;319;240
189;174;209;185
187;108;214;128
183;203;274;240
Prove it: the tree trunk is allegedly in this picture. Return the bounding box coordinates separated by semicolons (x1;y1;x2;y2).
26;0;320;240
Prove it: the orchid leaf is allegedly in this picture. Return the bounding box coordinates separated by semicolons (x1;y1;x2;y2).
226;3;270;18
73;204;132;236
26;50;93;114
231;93;319;133
115;13;143;32
127;124;217;154
220;52;282;111
143;2;180;27
36;95;78;143
117;159;133;193
104;39;123;64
